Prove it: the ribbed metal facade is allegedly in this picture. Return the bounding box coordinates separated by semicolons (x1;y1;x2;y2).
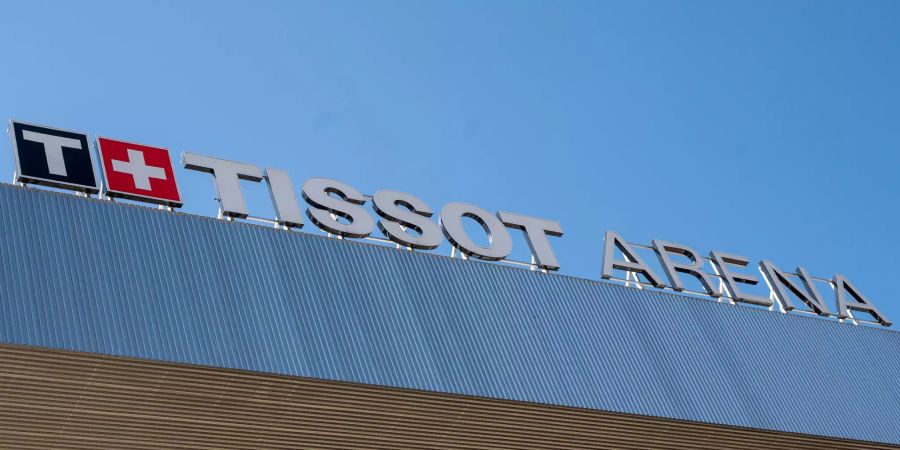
0;183;897;445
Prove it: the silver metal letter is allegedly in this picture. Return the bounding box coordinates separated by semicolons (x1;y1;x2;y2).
498;211;564;271
652;240;719;297
833;274;891;326
302;177;375;238
601;231;665;288
372;190;442;250
440;202;513;261
708;251;772;307
182;152;262;218
264;168;304;228
759;261;829;315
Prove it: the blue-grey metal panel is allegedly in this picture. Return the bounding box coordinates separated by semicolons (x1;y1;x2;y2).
0;183;897;444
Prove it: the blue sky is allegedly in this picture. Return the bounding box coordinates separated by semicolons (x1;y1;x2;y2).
1;1;898;323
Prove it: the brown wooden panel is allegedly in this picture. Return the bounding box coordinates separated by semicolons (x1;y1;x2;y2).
0;343;894;450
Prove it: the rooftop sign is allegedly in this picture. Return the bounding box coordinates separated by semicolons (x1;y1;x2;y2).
5;119;891;327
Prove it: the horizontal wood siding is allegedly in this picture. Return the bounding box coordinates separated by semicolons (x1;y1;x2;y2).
0;344;894;450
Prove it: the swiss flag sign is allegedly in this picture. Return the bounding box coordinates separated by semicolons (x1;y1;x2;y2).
97;137;182;207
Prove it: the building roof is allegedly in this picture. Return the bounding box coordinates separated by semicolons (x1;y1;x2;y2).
0;184;897;444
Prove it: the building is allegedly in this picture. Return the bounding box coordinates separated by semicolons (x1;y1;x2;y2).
0;183;897;449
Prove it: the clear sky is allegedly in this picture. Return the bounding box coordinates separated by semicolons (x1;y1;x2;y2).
1;1;898;323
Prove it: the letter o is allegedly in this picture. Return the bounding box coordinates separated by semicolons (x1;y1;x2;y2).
440;202;512;261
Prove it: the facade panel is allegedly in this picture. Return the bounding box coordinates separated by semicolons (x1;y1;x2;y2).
0;184;897;444
1;343;895;450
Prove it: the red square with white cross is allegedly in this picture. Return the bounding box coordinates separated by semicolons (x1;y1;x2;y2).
96;137;182;207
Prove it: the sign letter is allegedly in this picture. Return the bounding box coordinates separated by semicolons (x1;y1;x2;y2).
264;168;304;228
373;190;442;250
759;261;829;315
440;203;513;261
498;212;564;271
652;240;719;297
834;275;891;326
601;231;665;288
182;153;262;218
302;177;374;238
708;251;772;307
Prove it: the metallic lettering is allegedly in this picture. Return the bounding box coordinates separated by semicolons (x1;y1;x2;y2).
440;202;512;261
601;231;665;288
498;211;564;271
759;261;829;315
372;190;442;250
302;177;374;238
264;168;304;228
834;275;891;326
708;251;771;307
181;152;262;218
652;240;719;297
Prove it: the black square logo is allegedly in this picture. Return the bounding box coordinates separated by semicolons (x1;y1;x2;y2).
9;121;98;193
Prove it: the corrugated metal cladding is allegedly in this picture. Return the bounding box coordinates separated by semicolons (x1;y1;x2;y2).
0;183;897;445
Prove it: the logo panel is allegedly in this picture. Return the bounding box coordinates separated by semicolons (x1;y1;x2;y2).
97;137;181;206
9;121;98;192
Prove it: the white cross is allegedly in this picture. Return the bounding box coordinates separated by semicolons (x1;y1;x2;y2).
111;149;167;190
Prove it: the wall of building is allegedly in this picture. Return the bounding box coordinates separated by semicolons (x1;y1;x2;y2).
1;343;896;449
0;184;897;445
